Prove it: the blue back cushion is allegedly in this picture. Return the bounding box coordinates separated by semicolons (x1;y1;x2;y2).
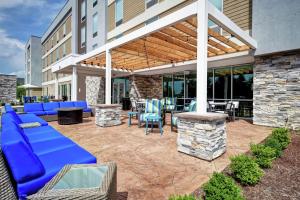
59;101;74;108
5;112;22;124
43;102;59;111
73;101;88;109
24;103;43;112
2;141;45;183
4;104;14;112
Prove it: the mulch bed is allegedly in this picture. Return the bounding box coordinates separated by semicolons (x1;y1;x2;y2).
243;133;300;200
192;133;300;200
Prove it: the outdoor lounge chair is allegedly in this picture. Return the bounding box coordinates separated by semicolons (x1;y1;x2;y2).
138;99;165;127
171;100;196;131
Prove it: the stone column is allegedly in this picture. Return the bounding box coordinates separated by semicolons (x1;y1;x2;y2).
176;112;227;161
95;104;122;127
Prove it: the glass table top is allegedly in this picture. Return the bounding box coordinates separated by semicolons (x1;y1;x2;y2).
52;166;108;190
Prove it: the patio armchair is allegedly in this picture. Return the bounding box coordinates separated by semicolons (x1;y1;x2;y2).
215;102;234;121
171;100;196;131
138;99;165;127
163;97;177;113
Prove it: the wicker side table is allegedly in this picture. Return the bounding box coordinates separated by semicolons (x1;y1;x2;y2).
28;162;117;200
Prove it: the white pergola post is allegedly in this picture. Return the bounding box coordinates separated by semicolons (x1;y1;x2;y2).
54;73;59;98
71;66;77;101
105;49;112;104
196;0;208;113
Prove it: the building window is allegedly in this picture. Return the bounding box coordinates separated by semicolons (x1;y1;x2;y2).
93;0;97;7
56;48;59;61
56;32;59;43
145;0;158;9
63;23;66;37
81;26;86;47
115;0;123;27
63;43;66;57
93;12;98;38
81;0;86;21
92;43;98;50
145;16;159;25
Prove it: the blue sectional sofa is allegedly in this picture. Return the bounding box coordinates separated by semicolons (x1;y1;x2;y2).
1;111;97;199
24;101;92;121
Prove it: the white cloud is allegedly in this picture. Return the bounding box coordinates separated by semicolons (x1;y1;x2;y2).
0;0;46;9
0;29;25;77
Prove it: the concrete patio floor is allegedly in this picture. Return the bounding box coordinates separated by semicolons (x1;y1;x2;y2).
49;114;272;200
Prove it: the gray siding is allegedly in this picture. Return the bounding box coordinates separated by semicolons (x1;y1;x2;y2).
253;0;300;55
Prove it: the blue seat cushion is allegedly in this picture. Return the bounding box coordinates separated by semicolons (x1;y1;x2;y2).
139;113;160;122
30;137;76;155
19;113;48;126
24;131;63;144
26;111;47;116
59;101;74;108
45;110;57;115
73;101;88;109
22;125;57;135
16;145;97;199
42;102;59;111
24;103;44;112
83;108;92;113
5;104;14;112
2;141;45;184
1;127;28;147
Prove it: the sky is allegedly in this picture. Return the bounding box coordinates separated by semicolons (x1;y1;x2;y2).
0;0;66;78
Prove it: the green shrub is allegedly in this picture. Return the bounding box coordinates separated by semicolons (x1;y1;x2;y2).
265;136;283;157
169;194;197;200
271;128;291;149
203;172;245;200
250;144;277;168
230;154;263;185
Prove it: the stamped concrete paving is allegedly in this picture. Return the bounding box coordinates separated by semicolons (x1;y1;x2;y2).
50;115;272;200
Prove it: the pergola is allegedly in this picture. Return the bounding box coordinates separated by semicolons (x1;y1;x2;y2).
76;0;257;114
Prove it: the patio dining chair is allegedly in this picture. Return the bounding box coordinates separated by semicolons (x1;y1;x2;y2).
215;102;234;121
138;99;165;128
164;97;177;113
171;100;196;131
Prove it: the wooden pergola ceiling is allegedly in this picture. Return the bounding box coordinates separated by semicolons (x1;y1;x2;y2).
80;15;251;71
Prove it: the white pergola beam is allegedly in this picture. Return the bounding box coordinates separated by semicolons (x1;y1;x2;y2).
107;1;198;50
105;49;112;104
207;1;257;49
196;0;208;114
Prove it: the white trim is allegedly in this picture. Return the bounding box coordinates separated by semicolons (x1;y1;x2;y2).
107;2;197;49
71;66;77;101
108;0;115;6
207;1;257;49
75;44;106;64
42;32;72;59
51;54;80;73
107;0;186;40
58;75;72;83
105;49;112;104
42;80;56;86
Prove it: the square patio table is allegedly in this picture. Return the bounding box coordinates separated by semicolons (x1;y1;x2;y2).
28;162;117;200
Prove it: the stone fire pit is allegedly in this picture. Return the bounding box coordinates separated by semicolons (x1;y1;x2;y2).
176;112;227;161
95;104;122;127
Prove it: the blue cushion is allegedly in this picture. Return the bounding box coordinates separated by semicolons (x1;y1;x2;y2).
5;111;22;124
59;101;74;108
19;113;48;126
1;126;28;147
30;137;76;155
16;146;96;199
83;108;92;113
43;102;59;111
2;141;45;184
45;110;57;115
24;103;44;112
24;131;63;144
73;101;88;109
26;111;47;116
5;104;14;112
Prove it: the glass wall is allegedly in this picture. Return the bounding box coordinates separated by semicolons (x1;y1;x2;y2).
162;65;253;117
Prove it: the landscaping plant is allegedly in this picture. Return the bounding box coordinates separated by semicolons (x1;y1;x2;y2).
230;154;264;185
203;172;245;200
250;144;277;168
270;128;291;149
169;194;198;200
265;135;283;157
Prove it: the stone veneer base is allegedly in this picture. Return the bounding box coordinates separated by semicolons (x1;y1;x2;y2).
95;104;122;127
176;112;227;161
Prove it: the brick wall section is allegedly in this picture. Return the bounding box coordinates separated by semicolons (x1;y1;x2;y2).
0;74;17;103
253;51;300;130
129;75;163;101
